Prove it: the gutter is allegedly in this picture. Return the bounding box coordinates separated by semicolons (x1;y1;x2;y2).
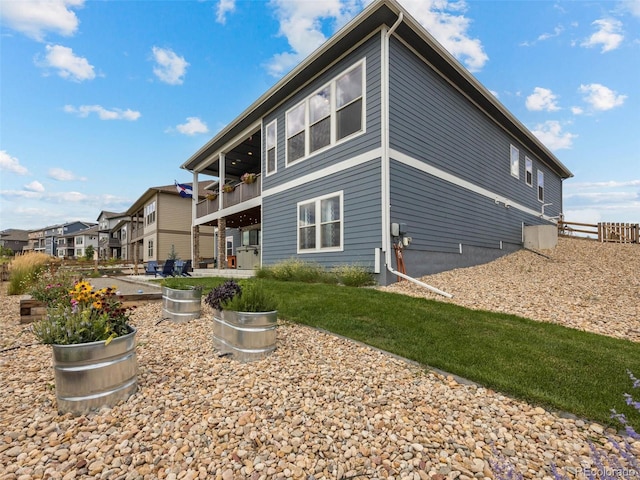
381;12;453;299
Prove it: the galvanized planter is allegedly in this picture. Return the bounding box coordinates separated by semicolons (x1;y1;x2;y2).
162;286;202;323
52;327;138;415
213;310;277;362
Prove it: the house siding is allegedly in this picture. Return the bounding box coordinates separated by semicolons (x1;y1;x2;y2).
262;34;382;190
388;37;562;220
262;159;382;269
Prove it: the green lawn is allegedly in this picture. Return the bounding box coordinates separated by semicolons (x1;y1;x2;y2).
165;277;640;429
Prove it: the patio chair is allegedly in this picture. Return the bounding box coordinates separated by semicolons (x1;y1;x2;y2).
144;261;158;276
181;259;192;277
159;259;176;277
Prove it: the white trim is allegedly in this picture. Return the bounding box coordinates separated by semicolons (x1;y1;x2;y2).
265;119;278;177
390;148;546;219
510;144;519;179
193;120;261;174
194;196;262;227
296;190;344;254
525;156;533;187
263;147;382;198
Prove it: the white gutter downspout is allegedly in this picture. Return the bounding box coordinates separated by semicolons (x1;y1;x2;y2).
381;12;452;299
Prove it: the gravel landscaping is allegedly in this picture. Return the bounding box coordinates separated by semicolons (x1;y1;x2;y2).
1;237;638;479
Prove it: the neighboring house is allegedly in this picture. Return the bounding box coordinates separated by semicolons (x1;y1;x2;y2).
97;211;130;259
125;182;215;266
0;229;29;254
181;0;572;284
71;225;100;259
24;229;46;253
44;222;96;257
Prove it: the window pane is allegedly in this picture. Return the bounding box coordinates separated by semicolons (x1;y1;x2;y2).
309;87;330;124
266;121;276;150
321;197;340;222
267;148;276;173
287;103;305;137
510;145;519;178
287;132;305;162
337;98;362;140
337;64;362;108
321;222;340;248
299;202;315;226
310;117;330;152
299;226;316;250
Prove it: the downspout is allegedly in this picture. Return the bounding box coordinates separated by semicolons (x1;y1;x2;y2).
381;12;452;298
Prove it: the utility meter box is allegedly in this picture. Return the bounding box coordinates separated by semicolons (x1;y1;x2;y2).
523;225;558;250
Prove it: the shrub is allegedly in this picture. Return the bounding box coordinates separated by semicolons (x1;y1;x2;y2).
7;253;56;295
332;264;375;287
28;269;75;308
32;281;134;345
204;280;278;312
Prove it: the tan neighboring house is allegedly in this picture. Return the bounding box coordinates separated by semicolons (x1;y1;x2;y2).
126;182;215;267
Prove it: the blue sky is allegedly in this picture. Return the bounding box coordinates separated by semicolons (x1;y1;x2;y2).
1;0;638;232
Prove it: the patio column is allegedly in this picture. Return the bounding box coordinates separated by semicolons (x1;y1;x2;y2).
217;217;226;269
193;225;200;268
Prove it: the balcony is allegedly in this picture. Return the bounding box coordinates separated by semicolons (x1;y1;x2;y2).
196;175;261;220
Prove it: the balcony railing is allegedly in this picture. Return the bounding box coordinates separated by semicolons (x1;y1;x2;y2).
196;175;261;219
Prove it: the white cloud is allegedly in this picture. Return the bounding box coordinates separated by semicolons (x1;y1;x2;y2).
525;87;560;112
38;44;95;82
216;0;236;24
0;0;83;41
578;83;627;111
567;179;640;188
581;18;624;53
0;150;29;175
48;168;87;181
152;47;189;85
402;0;489;72
520;25;564;46
620;0;640;17
24;181;45;192
531;120;577;150
571;106;584;115
266;0;488;77
64;104;141;120
175;117;209;136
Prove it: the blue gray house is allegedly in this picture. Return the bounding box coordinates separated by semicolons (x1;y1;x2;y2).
181;0;572;286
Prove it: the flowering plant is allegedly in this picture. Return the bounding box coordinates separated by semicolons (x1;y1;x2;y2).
222;184;235;193
28;269;75;308
32;280;135;345
204;280;278;312
241;172;257;184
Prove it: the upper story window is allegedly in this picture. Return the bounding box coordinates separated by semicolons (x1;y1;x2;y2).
75;237;83;245
525;157;533;186
266;120;277;175
510;145;519;178
145;201;156;225
537;170;544;202
147;239;154;257
286;60;365;166
298;191;343;253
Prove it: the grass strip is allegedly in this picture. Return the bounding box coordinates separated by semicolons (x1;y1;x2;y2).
165;277;640;429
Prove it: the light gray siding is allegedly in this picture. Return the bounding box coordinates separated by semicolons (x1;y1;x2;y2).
262;159;382;269
388;37;562;220
262;35;382;189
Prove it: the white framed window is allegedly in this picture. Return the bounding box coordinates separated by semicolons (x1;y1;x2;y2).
537;170;544;202
265;120;277;176
286;103;306;163
75;237;83;245
226;238;234;257
286;60;365;165
525;157;533;187
510;145;519;178
148;239;154;257
145;201;156;225
297;191;343;253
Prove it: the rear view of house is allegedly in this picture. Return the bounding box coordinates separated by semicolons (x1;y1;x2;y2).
181;0;572;285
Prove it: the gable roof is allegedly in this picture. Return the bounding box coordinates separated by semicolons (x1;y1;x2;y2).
181;0;571;180
126;181;211;215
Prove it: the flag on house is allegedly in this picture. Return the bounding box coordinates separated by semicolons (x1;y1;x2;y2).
175;181;193;198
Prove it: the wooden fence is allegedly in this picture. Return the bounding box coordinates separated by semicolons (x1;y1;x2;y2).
558;220;639;244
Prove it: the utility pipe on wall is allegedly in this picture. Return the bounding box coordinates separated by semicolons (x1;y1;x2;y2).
381;11;452;299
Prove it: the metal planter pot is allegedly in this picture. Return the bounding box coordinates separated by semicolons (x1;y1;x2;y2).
52;327;138;415
213;310;277;362
162;286;202;323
